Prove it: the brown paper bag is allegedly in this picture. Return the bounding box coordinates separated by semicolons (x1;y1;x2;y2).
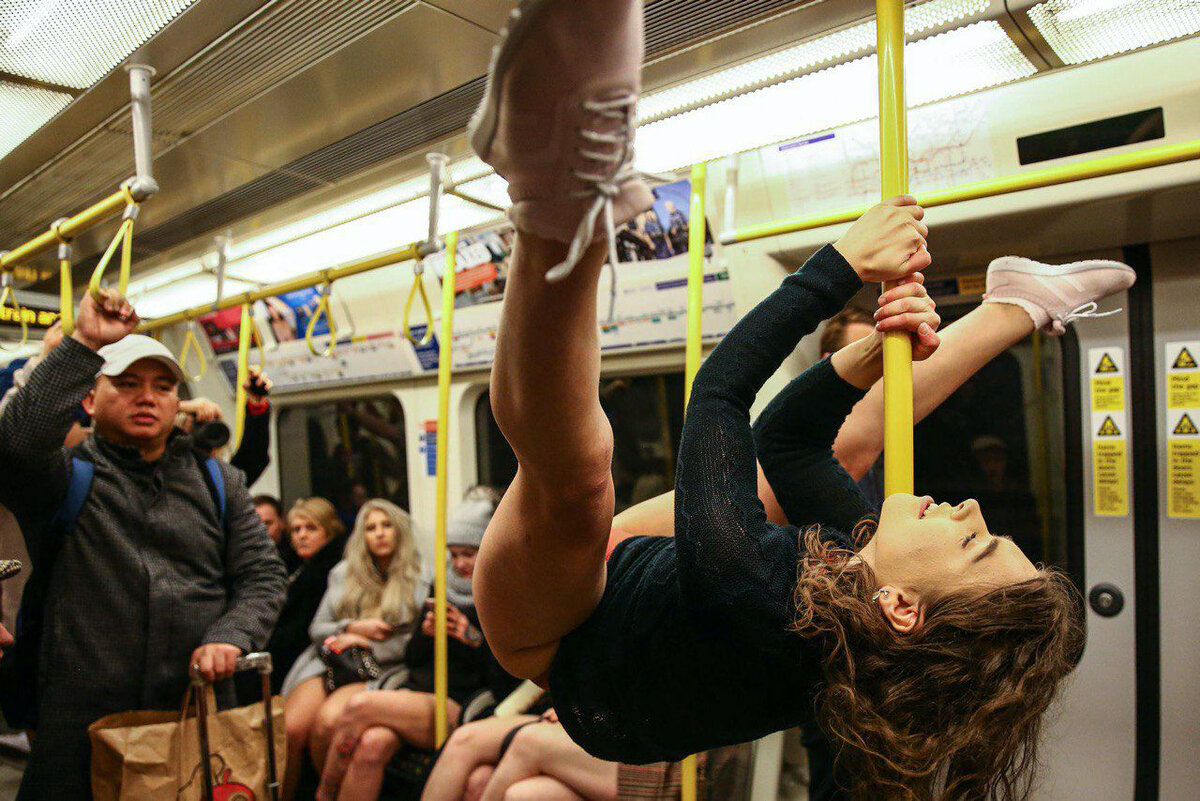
89;684;286;801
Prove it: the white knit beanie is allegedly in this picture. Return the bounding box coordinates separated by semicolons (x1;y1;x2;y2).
446;498;495;549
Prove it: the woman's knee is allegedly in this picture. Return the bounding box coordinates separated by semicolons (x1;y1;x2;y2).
353;726;401;768
465;765;494;801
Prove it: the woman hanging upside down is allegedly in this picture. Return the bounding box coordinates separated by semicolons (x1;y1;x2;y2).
469;1;1085;797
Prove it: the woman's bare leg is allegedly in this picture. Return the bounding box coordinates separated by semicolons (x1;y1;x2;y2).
834;302;1035;480
310;683;368;774
477;234;617;679
422;715;540;801
465;765;496;801
283;677;328;801
504;777;587;801
480;723;618;801
333;726;401;801
317;691;461;800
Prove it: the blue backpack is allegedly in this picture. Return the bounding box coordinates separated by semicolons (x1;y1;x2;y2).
0;453;226;729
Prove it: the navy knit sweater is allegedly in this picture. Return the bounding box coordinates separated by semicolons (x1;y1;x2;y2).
548;245;877;763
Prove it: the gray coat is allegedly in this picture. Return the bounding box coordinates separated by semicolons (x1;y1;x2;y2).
0;337;288;800
281;560;429;695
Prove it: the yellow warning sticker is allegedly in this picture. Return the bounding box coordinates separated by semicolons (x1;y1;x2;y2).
1089;348;1126;413
1097;416;1122;437
1167;341;1200;410
956;273;986;296
1093;440;1128;517
1168;439;1200;518
1175;413;1199;436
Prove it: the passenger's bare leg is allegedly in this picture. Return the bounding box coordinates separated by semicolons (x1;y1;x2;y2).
310;682;368;774
465;766;496;801
334;726;401;801
834;302;1034;480
480;723;618;801
422;715;540;801
504;777;587;801
477;235;617;679
282;677;328;801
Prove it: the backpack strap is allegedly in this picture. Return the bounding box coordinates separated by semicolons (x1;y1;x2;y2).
55;457;95;531
196;453;227;528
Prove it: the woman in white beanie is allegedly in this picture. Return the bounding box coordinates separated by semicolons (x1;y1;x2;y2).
315;489;520;801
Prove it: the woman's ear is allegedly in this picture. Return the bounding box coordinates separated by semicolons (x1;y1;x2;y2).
877;586;923;634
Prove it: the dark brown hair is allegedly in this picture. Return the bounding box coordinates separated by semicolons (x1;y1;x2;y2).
794;523;1084;800
820;307;876;356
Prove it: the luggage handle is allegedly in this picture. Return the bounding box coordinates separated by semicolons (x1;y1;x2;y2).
187;652;280;801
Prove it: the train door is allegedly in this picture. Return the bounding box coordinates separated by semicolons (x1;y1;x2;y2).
912;276;1139;800
1148;237;1200;801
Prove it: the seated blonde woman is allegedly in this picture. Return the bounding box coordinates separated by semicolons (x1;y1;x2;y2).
281;499;425;800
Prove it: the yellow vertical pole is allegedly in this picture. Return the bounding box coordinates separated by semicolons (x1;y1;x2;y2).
680;162;708;801
876;0;914;497
233;303;252;452
433;230;459;747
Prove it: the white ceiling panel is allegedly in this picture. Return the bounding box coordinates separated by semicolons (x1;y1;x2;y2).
0;78;71;159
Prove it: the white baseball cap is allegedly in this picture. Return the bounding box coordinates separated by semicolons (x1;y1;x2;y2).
97;335;187;384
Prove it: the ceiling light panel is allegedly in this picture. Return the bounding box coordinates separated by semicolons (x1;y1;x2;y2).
637;0;987;123
0;78;71;159
636;20;1034;173
130;272;255;319
1028;0;1200;65
0;0;195;89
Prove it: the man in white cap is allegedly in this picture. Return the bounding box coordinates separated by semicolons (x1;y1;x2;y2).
0;289;286;800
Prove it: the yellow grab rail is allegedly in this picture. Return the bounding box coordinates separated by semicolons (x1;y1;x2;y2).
304;279;339;357
402;262;435;346
0;188;138;271
721;136;1200;246
0;272;29;350
232;304;253;452
433;230;459;748
877;0;914;499
138;243;421;334
680;164;708;801
179;324;208;381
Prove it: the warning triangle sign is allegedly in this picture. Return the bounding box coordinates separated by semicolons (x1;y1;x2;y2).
1174;414;1199;436
1173;347;1198;370
1095;353;1119;374
1097;416;1122;437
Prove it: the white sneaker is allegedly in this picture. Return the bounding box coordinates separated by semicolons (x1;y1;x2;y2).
984;256;1137;335
469;0;654;282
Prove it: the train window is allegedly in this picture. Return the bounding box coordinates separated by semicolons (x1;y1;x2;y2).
476;373;686;513
276;396;410;521
912;313;1073;570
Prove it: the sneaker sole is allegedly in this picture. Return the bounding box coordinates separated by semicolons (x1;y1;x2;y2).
989;259;1136;280
469;0;558;162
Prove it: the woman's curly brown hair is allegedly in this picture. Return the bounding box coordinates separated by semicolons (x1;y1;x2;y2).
793;521;1085;800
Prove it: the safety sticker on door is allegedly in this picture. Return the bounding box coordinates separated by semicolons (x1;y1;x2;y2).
1166;341;1200;519
1089;348;1129;517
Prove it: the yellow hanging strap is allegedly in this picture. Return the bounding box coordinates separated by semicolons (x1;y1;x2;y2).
0;272;29;351
305;278;339;357
232;303;253;452
402;259;435;346
433;230;458;748
87;187;138;299
679;164;708;801
179;323;208;381
52;221;75;336
876;0;914;498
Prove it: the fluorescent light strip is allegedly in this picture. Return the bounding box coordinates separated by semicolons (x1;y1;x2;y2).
1028;0;1200;64
637;0;988;123
636;21;1034;173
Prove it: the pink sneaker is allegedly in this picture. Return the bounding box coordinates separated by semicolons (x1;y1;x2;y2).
469;0;654;281
984;256;1137;335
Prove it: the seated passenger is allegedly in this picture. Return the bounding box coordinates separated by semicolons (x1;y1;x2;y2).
315;495;518;801
280;499;426;798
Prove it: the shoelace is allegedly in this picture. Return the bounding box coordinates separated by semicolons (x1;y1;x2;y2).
545;93;639;320
1060;301;1122;325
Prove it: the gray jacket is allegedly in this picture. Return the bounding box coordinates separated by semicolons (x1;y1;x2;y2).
0;337;287;800
281;560;429;695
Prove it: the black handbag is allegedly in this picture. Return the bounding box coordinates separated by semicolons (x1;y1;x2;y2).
320;644;381;692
